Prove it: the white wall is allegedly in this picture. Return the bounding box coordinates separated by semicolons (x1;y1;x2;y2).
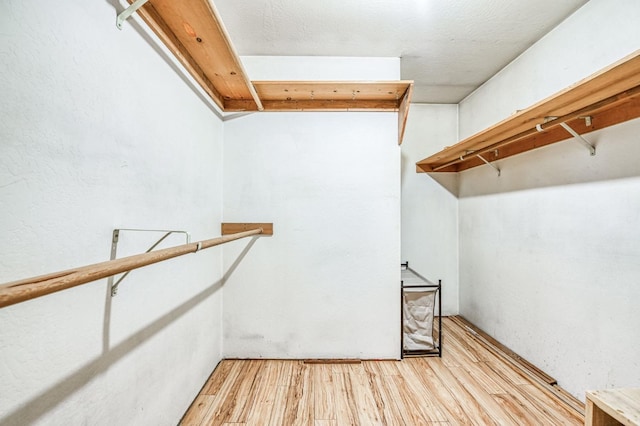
459;0;640;139
223;112;400;359
0;1;225;425
401;104;459;314
221;57;401;359
457;0;640;400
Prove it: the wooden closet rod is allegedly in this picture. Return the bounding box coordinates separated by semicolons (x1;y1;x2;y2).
430;83;640;172
0;228;264;309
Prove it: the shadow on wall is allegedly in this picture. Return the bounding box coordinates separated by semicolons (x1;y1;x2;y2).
105;0;223;119
401;151;459;197
454;119;640;198
0;237;259;426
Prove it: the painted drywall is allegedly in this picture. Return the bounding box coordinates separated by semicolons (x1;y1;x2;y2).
222;111;400;359
0;1;225;425
400;104;459;315
459;0;640;139
457;0;640;400
221;57;401;359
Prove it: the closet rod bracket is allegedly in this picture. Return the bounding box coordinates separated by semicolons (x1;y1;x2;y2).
109;228;191;296
477;154;501;177
559;122;596;156
116;0;151;30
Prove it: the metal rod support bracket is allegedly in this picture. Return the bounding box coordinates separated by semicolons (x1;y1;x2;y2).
116;0;151;30
477;154;501;177
109;228;190;296
559;122;596;156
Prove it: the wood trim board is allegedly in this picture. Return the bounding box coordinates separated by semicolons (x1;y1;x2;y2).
221;223;273;236
417;50;640;173
128;0;260;110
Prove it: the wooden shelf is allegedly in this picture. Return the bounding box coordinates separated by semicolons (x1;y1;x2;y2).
227;81;413;112
128;0;414;143
130;0;261;111
586;389;640;426
416;50;640;173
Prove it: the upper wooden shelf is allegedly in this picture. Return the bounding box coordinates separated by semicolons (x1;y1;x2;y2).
128;0;413;143
227;81;414;112
416;50;640;173
131;0;261;111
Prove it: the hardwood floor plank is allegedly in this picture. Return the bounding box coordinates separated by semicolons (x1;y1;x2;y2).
313;365;335;421
282;361;313;426
395;360;448;422
374;360;402;376
199;361;258;425
314;421;338;426
202;360;235;395
441;322;485;363
363;362;405;425
472;360;563;423
332;372;360;425
267;385;288;426
227;360;265;423
181;395;215;426
409;358;475;425
482;358;531;387
518;383;583;425
443;320;487;355
183;318;585;426
275;360;294;387
492;393;548;426
245;362;280;425
350;370;384;425
428;359;497;424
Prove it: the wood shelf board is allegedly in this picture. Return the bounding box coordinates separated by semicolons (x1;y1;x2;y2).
226;99;400;112
226;81;413;112
398;83;414;145
253;81;412;103
447;93;640;173
417;50;640;173
221;223;273;236
133;0;258;110
586;389;640;426
131;2;413;118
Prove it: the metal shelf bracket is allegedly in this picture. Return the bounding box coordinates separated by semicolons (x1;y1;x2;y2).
477;154;501;177
116;0;151;30
536;116;595;156
109;228;191;296
559;122;596;156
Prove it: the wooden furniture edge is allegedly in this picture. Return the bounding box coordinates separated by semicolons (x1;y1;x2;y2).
221;223;273;236
398;83;414;145
129;0;226;110
586;389;640;426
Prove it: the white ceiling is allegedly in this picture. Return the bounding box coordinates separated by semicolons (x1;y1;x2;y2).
214;0;589;103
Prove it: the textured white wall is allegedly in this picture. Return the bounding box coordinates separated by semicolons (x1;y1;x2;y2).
221;57;401;359
457;0;640;400
401;104;459;314
459;0;640;139
0;1;225;425
223;111;400;359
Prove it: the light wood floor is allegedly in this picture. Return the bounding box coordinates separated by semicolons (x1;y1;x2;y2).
181;317;584;425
